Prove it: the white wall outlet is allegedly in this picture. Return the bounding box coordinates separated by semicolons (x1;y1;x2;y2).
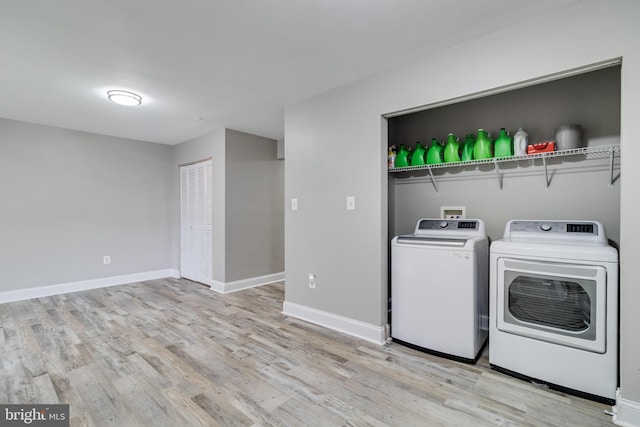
291;198;298;211
346;195;356;210
308;273;316;289
103;255;111;265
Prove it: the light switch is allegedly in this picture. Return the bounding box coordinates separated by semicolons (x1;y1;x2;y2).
346;195;356;210
291;198;298;211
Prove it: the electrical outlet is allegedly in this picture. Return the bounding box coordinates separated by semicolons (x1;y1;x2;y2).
346;195;356;210
103;255;111;265
308;273;316;289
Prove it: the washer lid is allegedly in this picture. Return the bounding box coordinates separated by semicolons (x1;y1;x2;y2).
395;236;467;247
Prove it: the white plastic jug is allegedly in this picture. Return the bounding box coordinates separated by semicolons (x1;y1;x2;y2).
513;128;528;156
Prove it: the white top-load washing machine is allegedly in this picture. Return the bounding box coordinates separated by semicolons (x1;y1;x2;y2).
490;220;618;403
391;219;489;363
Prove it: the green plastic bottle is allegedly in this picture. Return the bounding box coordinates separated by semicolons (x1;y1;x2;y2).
473;129;493;160
494;128;513;158
395;144;410;168
410;142;427;166
443;133;461;163
461;133;475;161
426;138;444;165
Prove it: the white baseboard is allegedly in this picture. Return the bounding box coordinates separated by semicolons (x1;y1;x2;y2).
614;389;640;426
207;272;285;294
0;269;181;304
282;300;388;345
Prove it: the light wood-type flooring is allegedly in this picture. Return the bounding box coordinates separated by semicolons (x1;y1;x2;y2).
0;278;613;426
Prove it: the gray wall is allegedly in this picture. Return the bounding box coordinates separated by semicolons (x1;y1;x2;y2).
172;129;226;282
0;120;284;292
284;0;640;404
389;66;621;153
0;118;174;291
389;66;621;246
391;166;620;245
225;129;284;282
172;128;284;284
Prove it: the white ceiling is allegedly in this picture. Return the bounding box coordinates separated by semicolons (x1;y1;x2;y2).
0;0;578;145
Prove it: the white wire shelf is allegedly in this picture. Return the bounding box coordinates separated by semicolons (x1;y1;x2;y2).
388;144;620;192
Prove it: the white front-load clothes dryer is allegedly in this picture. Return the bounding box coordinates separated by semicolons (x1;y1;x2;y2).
391;218;489;363
490;220;618;404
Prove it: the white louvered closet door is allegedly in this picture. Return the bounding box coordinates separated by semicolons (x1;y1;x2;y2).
180;160;213;284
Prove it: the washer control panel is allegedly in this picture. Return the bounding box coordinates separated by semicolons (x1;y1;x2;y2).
418;219;479;231
412;219;487;238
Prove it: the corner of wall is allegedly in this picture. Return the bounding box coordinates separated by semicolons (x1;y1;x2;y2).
282;300;388;345
614;389;640;426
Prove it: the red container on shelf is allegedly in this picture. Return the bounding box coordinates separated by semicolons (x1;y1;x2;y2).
527;141;556;154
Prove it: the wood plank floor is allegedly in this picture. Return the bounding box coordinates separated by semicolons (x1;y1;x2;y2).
0;278;613;426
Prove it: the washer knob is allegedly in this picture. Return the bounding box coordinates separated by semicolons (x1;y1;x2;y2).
440;221;448;228
540;223;552;231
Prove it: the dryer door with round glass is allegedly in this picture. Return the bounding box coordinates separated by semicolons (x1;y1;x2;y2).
496;257;607;353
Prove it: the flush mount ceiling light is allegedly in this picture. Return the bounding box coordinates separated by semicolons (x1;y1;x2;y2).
107;90;142;106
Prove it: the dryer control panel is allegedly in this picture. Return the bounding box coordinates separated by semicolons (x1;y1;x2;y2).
505;220;607;245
